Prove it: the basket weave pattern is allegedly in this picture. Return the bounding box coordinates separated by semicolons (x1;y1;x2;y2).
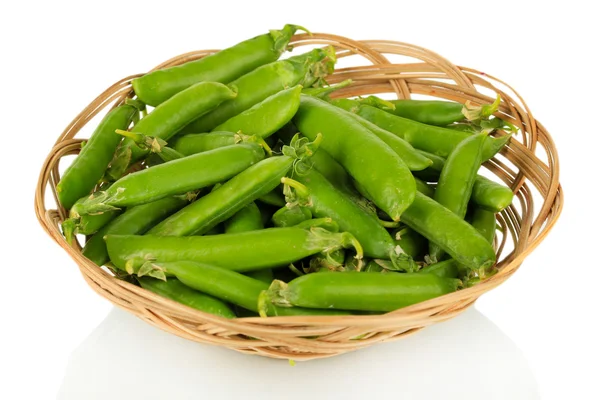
35;33;562;360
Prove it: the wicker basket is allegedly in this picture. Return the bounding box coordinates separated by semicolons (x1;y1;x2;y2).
35;32;562;360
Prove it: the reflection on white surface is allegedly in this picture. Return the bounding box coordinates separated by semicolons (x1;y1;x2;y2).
58;307;538;400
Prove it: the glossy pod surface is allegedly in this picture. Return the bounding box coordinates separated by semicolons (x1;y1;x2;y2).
270;271;459;312
294;95;416;221
132;24;301;106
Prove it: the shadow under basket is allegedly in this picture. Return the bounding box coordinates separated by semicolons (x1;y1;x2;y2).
35;33;563;360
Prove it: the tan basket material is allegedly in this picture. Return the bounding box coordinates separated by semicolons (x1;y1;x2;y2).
35;32;563;360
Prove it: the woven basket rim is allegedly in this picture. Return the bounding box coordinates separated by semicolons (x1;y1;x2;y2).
34;32;563;359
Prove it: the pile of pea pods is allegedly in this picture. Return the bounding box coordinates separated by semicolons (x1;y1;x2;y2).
57;25;515;319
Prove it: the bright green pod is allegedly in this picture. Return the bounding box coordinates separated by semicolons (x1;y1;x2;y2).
469;207;497;245
138;277;235;319
132;24;304;106
183;48;335;133
429;133;487;261
294;95;415;221
224;202;263;234
105;226;362;273
71;143;265;216
272;205;312;227
330;98;432;171
82;196;189;266
264;271;459;312
212;85;302;137
153;261;348;317
401;193;496;271
171;132;237;156
57;105;137;209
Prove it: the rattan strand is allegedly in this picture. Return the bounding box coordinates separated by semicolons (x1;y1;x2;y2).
34;32;562;360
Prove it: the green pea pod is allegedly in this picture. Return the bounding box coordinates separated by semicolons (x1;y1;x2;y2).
401;193;496;271
383;99;466;126
144;261;347;317
415;151;514;212
82;196;189;266
419;260;460;279
294;95;415;221
183;48;336;133
148;135;317;236
118;82;238;169
282;169;415;271
171;132;237;156
344;103;510;160
272;205;312;227
212;85;302;137
71;143;265;216
105;226;363;273
57;105;137;209
360;95;500;125
224;202;263;234
330;98;432;171
138;277;235;319
223;201;273;284
132;24;304;106
469;207;497;245
263;271;459;312
429;133;487;261
62;205;120;244
471;176;514;213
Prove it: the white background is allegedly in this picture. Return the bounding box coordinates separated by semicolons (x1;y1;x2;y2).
2;1;598;398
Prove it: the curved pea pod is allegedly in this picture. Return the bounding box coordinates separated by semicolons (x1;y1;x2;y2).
171;132;237;156
469;207;497;245
212;85;302;137
138;277;235;319
330;98;432;171
57;105;137;209
132;24;304;106
272;205;312;227
105;226;363;273
346;103;510;160
294;95;416;221
124;82;238;168
183;48;336;133
71;143;265;216
472;176;514;213
419;260;460;279
147;135;316;236
143;261;348;317
263;271;460;312
401;192;496;271
429;133;487;261
282;169;416;271
384;99;466;126
414;177;435;198
82;196;189;266
415;151;514;212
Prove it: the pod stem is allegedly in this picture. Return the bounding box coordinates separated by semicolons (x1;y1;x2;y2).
462;94;501;121
70;190;122;217
388;246;418;272
115;129;167;154
339;232;364;269
302;79;353;100
358;95;396;111
235;133;273;156
260;281;292;317
270;24;310;55
137;261;167;281
282;133;323;175
379;218;401;228
61;218;78;245
281;177;311;207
